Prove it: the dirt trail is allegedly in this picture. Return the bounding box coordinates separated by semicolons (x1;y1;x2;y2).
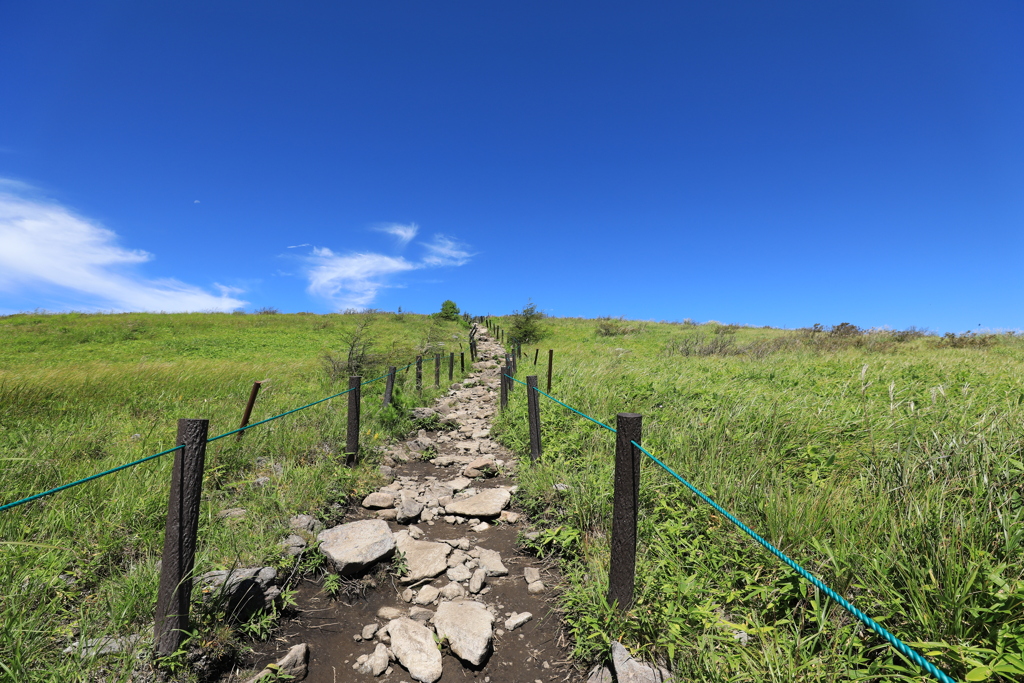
238;327;578;683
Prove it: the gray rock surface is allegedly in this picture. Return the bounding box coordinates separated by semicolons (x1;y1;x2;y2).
611;641;674;683
289;514;323;534
355;643;390;676
385;618;443;683
318;519;396;575
474;547;508;576
414;584;440;605
439;581;467;600
444;488;510;517
505;612;532;631
469;568;486;593
395;531;452;582
524;567;541;584
243;643;309;683
446;563;472;582
362;623;379;640
396;496;425;524
362;491;397;509
433;600;494;666
587;664;614;683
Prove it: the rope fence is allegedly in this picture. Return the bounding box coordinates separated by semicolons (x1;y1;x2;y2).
498;363;957;683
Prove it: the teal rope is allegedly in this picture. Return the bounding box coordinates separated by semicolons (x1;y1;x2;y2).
633;441;956;683
2;364;407;511
503;373;616;433
207;367;397;442
0;444;184;512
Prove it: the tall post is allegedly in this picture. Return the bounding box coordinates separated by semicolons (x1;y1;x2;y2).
499;366;508;411
416;356;423;393
526;375;542;462
533;348;539;366
608;413;642;611
235;381;263;441
460;352;465;373
346;376;361;466
448;352;454;381
382;366;397;407
546;349;554;393
154;418;209;656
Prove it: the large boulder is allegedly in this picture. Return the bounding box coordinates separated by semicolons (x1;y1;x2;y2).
385;618;442;683
444;488;510;518
433;600;493;666
317;520;395;576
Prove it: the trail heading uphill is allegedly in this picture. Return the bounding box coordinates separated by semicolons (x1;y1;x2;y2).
236;327;577;683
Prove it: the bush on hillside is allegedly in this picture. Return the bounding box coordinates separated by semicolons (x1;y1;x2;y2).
436;300;460;321
508;301;547;344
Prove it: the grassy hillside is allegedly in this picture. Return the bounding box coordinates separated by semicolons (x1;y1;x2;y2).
0;310;472;681
493;318;1024;682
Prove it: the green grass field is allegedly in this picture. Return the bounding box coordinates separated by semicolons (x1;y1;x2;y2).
493;317;1024;682
0;310;473;681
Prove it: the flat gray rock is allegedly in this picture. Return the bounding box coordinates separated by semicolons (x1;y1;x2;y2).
395;531;452;583
444;488;510;518
243;643;309;683
433;600;493;666
386;618;442;683
362;491;396;509
611;641;674;683
318;520;396;576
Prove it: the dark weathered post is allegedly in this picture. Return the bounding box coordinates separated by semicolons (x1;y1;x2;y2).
154;418;209;656
546;349;554;393
346;376;361;466
448;352;454;381
460;352;465;372
526;375;542;462
235;381;263;441
499;366;509;411
608;413;642;611
534;348;539;366
434;353;441;387
416;356;423;393
382;366;397;407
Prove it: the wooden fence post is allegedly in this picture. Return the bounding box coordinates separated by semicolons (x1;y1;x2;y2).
533;348;539;366
460;352;465;372
546;349;554;393
608;413;642;611
346;376;361;466
382;366;397;407
434;353;441;387
235;381;263;441
526;375;542;462
448;352;454;381
154;418;209;656
416;356;423;393
500;366;508;411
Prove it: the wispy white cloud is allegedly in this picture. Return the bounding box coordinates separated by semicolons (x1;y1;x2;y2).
374;222;419;247
303;231;474;310
422;234;472;266
286;243;311;249
0;180;247;312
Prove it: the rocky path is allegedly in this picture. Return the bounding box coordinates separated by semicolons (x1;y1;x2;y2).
237;327;579;683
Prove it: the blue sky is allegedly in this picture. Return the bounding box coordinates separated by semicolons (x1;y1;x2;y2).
1;2;1021;332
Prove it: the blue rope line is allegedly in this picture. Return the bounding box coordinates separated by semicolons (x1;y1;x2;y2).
503;373;617;433
0;444;184;512
2;364;407;511
633;441;956;683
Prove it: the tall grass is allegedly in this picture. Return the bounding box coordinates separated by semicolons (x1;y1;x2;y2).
0;311;472;680
494;318;1024;682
